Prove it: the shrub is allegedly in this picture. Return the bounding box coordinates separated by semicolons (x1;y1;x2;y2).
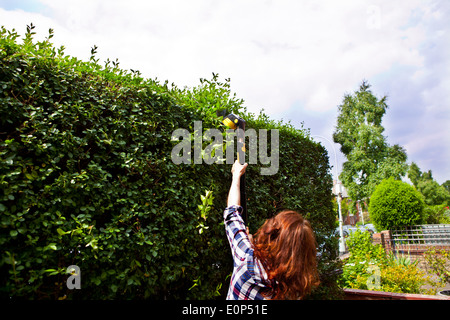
423;248;450;285
379;265;430;294
369;177;425;231
423;204;450;224
345;229;386;263
0;25;339;299
340;230;436;294
345;264;431;294
339;230;386;289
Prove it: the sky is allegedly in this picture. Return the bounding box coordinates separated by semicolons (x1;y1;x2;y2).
1;0;449;184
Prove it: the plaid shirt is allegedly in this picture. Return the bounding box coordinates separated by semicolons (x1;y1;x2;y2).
224;205;271;300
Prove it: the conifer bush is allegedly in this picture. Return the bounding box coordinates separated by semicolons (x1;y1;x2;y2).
369;177;425;231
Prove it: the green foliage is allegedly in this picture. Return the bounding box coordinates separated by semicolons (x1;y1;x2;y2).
343;264;432;294
197;190;213;234
369;177;425;231
339;230;386;290
423;248;450;285
340;230;436;294
408;162;450;207
442;180;450;193
417;177;449;207
407;162;422;187
423;204;450;224
0;25;339;299
377;264;435;294
387;252;418;267
346;230;387;263
333;81;408;201
408;162;449;224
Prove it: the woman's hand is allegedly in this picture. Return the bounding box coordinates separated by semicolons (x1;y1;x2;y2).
227;160;248;207
231;160;248;180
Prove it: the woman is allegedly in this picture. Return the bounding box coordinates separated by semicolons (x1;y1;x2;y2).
224;160;319;300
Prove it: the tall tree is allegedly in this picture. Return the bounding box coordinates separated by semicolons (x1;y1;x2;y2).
333;81;408;201
442;180;450;194
407;162;422;187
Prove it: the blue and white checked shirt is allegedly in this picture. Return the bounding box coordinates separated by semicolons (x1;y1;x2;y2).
224;205;271;300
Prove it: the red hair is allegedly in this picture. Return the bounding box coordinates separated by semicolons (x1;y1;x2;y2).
253;210;319;299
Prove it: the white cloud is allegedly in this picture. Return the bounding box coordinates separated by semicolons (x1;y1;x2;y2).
1;0;449;182
0;1;430;113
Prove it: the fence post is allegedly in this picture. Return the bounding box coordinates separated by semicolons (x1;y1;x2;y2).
381;230;392;255
387;230;394;257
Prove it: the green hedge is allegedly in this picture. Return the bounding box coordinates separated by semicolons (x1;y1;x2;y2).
369;177;425;231
0;25;340;299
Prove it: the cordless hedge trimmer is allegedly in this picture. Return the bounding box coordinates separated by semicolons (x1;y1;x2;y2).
221;113;248;225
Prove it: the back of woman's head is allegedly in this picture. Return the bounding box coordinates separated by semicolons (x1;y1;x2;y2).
253;210;319;299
